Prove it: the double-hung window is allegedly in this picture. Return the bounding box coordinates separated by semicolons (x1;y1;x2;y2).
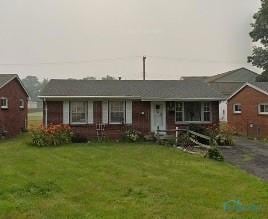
175;102;184;122
70;101;87;124
233;104;241;114
0;97;8;109
109;101;125;124
203;102;211;121
19;99;25;109
258;104;268;115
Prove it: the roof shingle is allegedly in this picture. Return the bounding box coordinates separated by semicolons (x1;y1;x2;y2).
40;80;224;100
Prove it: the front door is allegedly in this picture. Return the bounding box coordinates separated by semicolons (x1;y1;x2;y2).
151;102;166;132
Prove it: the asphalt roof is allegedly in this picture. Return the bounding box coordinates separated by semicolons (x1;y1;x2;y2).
181;68;258;83
40;80;224;100
209;82;245;97
0;74;17;88
251;82;268;94
205;67;258;83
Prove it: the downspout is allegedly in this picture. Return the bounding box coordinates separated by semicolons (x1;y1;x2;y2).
44;98;48;128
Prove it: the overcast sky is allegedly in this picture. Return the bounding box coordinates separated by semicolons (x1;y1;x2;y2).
0;0;261;80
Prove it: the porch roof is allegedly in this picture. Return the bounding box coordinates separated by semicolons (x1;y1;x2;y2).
40;80;224;101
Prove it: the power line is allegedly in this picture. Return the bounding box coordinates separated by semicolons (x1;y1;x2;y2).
0;55;247;66
147;55;246;64
0;56;140;66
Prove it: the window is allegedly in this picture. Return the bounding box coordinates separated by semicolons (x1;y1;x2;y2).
184;102;201;121
109;101;125;124
203;102;211;121
175;102;211;123
70;101;87;124
0;97;8;109
19;99;24;109
258;104;268;115
175;102;184;122
233;104;241;114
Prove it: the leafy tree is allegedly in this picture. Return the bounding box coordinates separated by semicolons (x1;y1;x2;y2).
22;76;41;101
248;0;268;81
40;78;49;92
82;76;96;80
101;75;117;80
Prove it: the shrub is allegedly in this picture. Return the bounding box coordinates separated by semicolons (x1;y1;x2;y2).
32;124;73;147
205;147;224;161
206;124;235;146
71;134;88;143
125;129;142;142
216;124;235;146
177;133;194;149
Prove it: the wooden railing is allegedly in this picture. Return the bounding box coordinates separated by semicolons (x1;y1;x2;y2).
156;127;211;149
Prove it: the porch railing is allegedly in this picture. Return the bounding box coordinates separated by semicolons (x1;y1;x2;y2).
156;127;211;149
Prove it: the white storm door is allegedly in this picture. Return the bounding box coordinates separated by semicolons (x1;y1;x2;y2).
151;102;166;132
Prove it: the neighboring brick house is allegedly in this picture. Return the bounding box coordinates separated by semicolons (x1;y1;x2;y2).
227;82;268;138
40;80;224;139
181;67;259;122
0;74;29;137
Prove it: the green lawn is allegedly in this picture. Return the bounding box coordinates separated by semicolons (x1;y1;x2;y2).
28;112;42;129
0;135;267;218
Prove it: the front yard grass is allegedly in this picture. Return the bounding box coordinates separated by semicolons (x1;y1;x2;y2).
0;134;267;218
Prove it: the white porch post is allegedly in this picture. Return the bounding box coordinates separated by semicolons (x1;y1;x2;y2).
44;99;48;128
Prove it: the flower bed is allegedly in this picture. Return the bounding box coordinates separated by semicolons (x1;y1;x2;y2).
32;124;73;147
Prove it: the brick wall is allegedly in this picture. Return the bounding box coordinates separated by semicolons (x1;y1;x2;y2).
228;86;268;137
0;78;28;137
45;100;219;139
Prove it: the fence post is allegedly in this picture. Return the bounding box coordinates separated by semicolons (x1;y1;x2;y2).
176;127;179;145
156;127;160;143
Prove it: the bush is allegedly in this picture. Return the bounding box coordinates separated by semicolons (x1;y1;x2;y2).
177;133;193;148
32;124;73;147
206;124;234;146
205;147;224;161
71;134;88;143
125;129;142;142
216;124;235;146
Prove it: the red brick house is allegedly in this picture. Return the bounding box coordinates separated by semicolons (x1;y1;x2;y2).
0;74;29;137
40;80;224;139
228;82;268;138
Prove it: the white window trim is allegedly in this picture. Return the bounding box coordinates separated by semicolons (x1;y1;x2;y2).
175;102;212;124
70;101;88;125
0;97;8;109
175;102;184;122
233;103;242;114
258;103;268;115
19;99;25;109
202;102;212;122
109;100;125;124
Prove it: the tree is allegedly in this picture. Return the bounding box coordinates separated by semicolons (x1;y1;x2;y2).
248;0;268;81
22;76;41;101
101;75;117;80
82;76;96;80
40;78;49;92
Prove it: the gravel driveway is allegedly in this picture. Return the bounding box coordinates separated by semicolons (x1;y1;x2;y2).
220;136;268;181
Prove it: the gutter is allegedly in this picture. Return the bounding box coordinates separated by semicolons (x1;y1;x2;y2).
39;96;225;101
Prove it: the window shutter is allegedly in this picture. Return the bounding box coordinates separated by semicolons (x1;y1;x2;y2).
102;101;109;124
125;100;132;124
63;101;70;124
88;101;94;124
